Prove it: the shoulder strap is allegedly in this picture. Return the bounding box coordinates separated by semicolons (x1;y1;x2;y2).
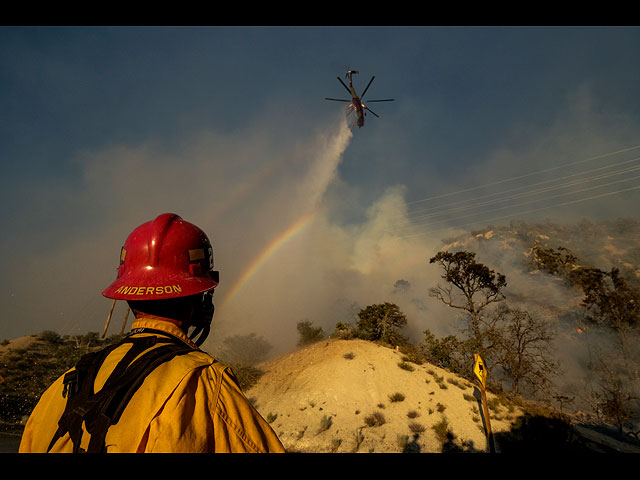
47;334;193;453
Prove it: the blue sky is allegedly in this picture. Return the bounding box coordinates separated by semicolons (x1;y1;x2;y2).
2;26;640;348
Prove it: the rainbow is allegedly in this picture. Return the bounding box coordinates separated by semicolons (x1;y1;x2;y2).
220;211;317;309
206;151;294;223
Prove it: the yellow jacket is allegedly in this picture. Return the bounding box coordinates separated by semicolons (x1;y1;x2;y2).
19;318;285;453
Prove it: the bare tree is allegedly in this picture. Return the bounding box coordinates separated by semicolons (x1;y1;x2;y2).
588;350;638;433
490;305;558;397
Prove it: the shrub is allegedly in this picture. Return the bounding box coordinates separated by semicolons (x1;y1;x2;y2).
228;363;265;391
447;377;464;388
398;361;414;371
408;421;426;434
266;412;277;423
432;417;454;444
297;320;325;347
388;392;405;402
352;429;365;452
333;322;355;339
38;330;64;344
216;333;272;366
318;415;333;433
364;411;386;427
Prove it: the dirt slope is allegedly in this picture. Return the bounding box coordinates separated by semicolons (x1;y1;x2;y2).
246;338;522;453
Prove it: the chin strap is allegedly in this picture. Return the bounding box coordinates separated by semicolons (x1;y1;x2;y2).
189;290;214;347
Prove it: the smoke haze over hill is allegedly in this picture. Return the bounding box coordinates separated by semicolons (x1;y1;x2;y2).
2;101;640;357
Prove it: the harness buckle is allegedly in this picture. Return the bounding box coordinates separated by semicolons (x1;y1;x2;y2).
62;370;78;398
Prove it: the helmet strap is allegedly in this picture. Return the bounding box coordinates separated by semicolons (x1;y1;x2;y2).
189;291;214;347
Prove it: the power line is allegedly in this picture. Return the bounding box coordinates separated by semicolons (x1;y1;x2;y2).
392;160;640;229
397;182;640;239
385;144;640;238
404;144;640;208
400;155;640;221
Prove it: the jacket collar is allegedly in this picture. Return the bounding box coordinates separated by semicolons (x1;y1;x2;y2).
130;317;198;349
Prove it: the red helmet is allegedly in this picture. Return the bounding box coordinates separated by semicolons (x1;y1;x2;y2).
102;213;219;301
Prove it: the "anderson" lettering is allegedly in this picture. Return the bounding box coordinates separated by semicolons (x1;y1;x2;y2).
114;285;183;295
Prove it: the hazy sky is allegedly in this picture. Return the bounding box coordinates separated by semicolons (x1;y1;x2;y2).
2;26;640;353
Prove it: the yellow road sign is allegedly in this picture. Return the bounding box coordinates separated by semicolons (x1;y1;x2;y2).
474;353;487;388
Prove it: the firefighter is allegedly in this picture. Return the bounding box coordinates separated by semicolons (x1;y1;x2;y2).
19;213;285;453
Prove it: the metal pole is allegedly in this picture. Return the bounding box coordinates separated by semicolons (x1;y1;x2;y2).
479;383;495;453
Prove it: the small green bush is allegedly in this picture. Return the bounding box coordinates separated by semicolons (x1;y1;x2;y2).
398;361;415;371
432;417;454;444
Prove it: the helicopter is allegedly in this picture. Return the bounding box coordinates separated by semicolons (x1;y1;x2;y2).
325;69;394;130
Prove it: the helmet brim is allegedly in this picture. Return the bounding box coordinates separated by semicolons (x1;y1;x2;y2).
102;268;219;300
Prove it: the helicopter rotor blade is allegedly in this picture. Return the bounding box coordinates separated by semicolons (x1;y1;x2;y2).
325;98;351;102
337;76;352;95
363;104;379;118
360;76;375;100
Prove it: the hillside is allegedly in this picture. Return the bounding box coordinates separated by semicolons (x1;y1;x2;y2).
2;218;640;453
245;338;640;453
0;331;122;433
443;218;640;287
246;338;509;453
2;333;640;453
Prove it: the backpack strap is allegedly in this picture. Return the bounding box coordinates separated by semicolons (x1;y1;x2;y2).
47;333;193;453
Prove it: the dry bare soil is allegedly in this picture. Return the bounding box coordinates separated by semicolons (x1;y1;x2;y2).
246;338;519;453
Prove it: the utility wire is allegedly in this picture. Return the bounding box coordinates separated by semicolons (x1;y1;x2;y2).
397;182;640;239
404;144;640;208
392;161;640;229
400;155;640;222
389;145;640;238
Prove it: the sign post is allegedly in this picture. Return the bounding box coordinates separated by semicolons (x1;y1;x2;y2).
474;353;495;453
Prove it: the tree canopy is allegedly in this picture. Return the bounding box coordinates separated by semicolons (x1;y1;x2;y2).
356;302;408;346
